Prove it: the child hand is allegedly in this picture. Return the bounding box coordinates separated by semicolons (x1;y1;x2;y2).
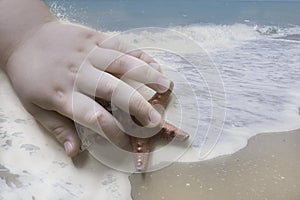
4;21;171;157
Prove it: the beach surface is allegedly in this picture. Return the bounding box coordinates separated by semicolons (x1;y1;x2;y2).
130;129;300;200
0;70;132;200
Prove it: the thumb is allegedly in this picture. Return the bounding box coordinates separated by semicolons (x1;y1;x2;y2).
32;108;81;157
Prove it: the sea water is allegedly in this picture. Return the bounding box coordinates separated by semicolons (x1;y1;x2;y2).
42;0;300;197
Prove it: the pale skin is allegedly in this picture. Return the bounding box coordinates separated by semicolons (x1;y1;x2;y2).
0;0;171;157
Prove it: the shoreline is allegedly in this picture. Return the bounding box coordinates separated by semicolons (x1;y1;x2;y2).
130;129;300;200
1;68;300;199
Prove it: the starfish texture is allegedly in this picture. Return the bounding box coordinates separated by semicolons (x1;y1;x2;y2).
96;82;189;172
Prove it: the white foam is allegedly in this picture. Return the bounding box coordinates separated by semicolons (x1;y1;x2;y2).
0;70;132;200
104;24;260;53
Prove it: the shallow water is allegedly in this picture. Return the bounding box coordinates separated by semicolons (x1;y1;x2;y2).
76;23;300;164
113;26;300;159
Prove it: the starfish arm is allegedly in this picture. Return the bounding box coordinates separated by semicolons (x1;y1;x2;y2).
158;121;190;141
131;137;151;172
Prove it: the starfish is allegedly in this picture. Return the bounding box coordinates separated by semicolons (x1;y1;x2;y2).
96;82;189;172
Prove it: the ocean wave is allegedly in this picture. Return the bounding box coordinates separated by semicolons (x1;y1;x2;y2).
254;25;279;35
276;34;300;42
104;24;262;53
173;24;260;50
255;24;300;38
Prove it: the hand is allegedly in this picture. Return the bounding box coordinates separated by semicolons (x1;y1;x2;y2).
4;21;171;157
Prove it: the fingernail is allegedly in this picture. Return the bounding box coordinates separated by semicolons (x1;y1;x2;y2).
158;77;170;92
149;63;160;71
149;109;161;125
64;141;73;155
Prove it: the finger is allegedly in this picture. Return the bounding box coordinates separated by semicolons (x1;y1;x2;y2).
32;107;81;157
76;64;162;128
95;34;161;71
52;91;129;147
88;47;171;93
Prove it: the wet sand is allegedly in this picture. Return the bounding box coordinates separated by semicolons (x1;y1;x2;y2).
130;129;300;200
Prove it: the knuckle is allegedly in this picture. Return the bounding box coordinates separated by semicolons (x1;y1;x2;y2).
135;50;153;63
113;56;128;68
100;80;116;99
85;31;95;40
139;52;148;60
67;63;79;74
96;32;109;44
85;111;98;125
50;125;66;140
96;112;106;125
25;87;70;112
51;90;69;109
145;67;154;81
134;97;148;116
133;49;143;57
86;110;106;126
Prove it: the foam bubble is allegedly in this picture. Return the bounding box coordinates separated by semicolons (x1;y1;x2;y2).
104;24;260;53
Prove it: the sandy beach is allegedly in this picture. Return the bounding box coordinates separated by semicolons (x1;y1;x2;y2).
130;129;300;200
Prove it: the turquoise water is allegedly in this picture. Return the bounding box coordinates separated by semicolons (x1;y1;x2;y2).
46;1;300;158
46;0;300;30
